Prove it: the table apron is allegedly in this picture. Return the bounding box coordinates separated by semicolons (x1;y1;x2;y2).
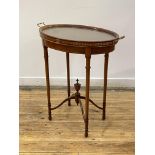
43;39;115;54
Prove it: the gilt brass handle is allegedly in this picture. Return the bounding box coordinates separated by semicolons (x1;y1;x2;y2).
119;36;125;40
37;22;46;28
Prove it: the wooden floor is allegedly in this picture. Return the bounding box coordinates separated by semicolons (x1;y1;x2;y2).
20;87;135;155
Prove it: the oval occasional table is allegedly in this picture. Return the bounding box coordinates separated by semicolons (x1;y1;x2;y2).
37;23;124;137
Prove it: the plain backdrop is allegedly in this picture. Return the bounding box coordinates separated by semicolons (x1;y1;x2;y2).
19;0;135;87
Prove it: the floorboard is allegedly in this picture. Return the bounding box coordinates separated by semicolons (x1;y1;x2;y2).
20;88;134;155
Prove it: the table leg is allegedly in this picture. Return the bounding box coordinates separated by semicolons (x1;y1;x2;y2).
102;53;109;120
43;45;52;120
85;48;91;137
66;52;71;106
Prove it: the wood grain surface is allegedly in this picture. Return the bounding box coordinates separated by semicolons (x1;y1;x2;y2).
20;88;134;155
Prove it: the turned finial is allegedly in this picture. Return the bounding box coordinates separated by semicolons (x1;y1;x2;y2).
76;78;79;83
74;78;81;92
74;78;81;105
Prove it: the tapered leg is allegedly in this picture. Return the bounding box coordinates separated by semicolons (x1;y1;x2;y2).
102;53;109;120
85;48;91;137
66;52;71;106
43;45;52;120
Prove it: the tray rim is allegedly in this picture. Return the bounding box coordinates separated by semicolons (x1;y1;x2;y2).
39;24;120;47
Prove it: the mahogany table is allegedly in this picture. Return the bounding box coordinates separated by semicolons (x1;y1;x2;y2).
38;23;124;137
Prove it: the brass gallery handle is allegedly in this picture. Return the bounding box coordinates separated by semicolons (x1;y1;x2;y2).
119;36;125;40
37;22;46;28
